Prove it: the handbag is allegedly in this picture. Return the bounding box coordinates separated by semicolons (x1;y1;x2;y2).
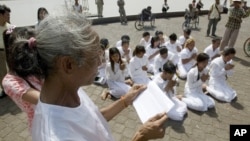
215;4;221;21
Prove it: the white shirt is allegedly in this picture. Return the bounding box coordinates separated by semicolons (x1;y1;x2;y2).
153;53;175;74
32;88;114;141
129;55;148;80
209;56;233;81
116;40;122;47
146;45;160;64
209;4;223;19
106;62;125;82
153;73;177;96
203;44;220;62
73;4;82;13
185;66;208;94
179;47;198;71
178;36;193;46
139;37;151;48
164;41;182;54
178;35;186;46
117;46;132;62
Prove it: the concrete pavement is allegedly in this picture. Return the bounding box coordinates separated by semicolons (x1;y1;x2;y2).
0;13;250;141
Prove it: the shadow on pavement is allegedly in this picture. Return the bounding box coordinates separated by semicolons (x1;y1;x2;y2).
230;98;244;110
0;96;22;116
165;119;186;133
233;56;250;67
205;107;219;118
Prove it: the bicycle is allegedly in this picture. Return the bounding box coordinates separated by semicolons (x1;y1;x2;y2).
134;14;155;31
243;37;250;57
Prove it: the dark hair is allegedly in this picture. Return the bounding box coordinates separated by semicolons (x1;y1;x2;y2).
196;53;209;63
155;30;163;37
109;47;123;73
133;45;146;56
159;47;168;55
183;28;191;35
163;61;176;74
0;5;11;15
37;7;49;21
121;39;129;46
147;6;152;10
3;27;42;78
121;35;130;41
100;38;109;49
142;31;150;37
223;47;236;56
169;33;177;41
212;36;222;43
150;36;160;48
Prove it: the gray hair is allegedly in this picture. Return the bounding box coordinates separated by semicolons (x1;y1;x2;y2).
35;13;100;77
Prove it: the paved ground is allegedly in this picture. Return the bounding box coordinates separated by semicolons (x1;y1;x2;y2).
0;14;250;141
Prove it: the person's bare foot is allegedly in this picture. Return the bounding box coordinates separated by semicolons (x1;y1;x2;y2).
101;89;111;100
125;79;134;86
176;95;183;100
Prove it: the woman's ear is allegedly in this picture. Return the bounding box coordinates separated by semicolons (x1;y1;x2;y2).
59;56;77;74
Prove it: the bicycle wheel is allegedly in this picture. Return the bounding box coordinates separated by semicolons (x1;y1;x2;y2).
182;21;190;30
135;20;144;31
195;16;199;28
243;37;250;57
151;18;155;27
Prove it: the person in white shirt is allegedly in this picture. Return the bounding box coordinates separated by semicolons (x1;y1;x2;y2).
95;38;109;85
177;38;198;79
117;39;132;63
72;0;83;13
146;36;161;73
129;45;151;84
182;53;215;111
35;7;49;30
206;47;237;102
153;47;176;75
101;47;132;100
165;33;182;54
117;39;132;77
203;37;221;65
155;30;168;47
153;61;187;121
116;34;130;47
31;13;168;141
178;28;192;48
139;31;152;48
206;0;223;37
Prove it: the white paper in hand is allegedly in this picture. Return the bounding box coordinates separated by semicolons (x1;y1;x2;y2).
133;81;174;123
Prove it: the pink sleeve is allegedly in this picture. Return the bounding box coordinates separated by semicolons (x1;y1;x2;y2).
2;74;31;101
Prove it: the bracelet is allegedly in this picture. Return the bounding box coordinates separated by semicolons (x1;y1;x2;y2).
121;96;128;108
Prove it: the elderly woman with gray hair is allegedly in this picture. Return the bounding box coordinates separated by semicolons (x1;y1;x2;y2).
21;12;169;141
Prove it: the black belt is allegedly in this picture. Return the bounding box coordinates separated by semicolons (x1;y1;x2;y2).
0;48;5;51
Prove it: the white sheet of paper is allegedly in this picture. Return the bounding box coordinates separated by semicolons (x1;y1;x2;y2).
133;81;174;123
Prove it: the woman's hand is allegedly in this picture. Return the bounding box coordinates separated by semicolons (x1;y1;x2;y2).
142;65;148;71
120;62;126;70
132;113;168;141
124;84;147;105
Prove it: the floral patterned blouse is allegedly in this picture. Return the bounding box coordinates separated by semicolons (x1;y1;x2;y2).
2;73;42;130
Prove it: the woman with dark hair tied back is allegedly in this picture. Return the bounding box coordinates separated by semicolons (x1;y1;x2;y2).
30;13;168;140
182;53;215;112
2;27;42;130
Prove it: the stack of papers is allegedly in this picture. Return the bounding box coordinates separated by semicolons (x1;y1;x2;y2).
133;81;174;123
